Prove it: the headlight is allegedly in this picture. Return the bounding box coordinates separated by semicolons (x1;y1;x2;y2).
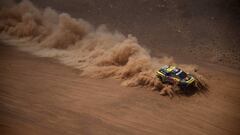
180;80;186;84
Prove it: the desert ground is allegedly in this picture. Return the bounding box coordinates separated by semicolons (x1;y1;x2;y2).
0;0;240;135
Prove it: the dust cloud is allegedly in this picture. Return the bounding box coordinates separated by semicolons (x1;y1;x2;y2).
0;0;206;92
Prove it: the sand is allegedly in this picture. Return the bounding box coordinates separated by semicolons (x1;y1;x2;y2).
0;0;239;135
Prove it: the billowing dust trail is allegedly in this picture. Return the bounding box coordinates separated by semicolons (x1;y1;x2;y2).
0;0;206;92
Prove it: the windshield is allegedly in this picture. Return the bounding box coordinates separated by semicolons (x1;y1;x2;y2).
176;71;187;79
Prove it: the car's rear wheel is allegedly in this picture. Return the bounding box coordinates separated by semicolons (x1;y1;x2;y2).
158;76;166;83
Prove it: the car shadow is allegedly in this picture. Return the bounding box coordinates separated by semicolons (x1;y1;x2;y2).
176;85;209;97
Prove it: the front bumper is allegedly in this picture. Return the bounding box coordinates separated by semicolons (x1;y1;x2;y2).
185;77;195;85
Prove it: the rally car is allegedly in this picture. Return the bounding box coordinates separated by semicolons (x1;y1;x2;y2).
156;65;196;89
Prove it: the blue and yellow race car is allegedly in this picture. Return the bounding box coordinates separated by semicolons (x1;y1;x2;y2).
156;65;195;89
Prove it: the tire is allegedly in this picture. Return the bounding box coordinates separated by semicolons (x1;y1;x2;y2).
158;76;166;83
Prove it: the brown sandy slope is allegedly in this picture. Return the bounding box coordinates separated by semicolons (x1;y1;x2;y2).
0;43;240;135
